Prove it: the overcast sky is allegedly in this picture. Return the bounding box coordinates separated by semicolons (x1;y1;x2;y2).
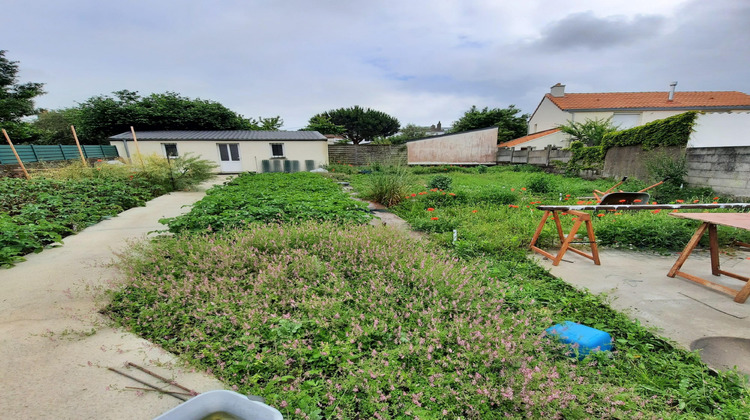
3;0;749;130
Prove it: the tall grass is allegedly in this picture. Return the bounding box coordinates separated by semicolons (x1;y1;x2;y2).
358;164;416;207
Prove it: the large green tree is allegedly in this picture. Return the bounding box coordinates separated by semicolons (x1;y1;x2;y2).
451;105;529;143
72;90;282;144
300;115;346;135
312;106;399;144
0;50;45;143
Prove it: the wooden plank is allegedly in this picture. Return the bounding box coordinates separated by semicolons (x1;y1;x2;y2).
718;270;750;282
538;203;750;212
528;210;551;250
672;270;739;298
671;212;750;230
708;223;720;276
736;282;750;304
668;222;708;277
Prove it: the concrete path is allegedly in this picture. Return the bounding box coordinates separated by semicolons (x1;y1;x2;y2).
533;247;750;375
0;178;228;419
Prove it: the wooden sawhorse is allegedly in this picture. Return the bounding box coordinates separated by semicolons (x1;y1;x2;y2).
529;209;600;266
668;213;750;304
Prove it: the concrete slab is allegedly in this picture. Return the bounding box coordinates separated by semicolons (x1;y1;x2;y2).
0;178;230;419
533;246;750;375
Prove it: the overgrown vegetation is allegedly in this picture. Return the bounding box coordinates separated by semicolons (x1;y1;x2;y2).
557;117;619;146
106;168;750;419
0;154;215;267
601;111;698;151
160;172;372;233
564;112;698;175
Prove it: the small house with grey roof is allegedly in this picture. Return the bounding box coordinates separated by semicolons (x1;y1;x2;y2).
108;130;328;173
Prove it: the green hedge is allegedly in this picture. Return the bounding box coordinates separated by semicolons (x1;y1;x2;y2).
600;111;697;151
565;112;698;173
565;142;605;173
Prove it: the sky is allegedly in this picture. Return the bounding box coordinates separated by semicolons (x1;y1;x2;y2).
3;0;749;131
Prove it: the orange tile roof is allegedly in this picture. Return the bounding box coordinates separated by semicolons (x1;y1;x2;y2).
546;91;750;110
498;128;560;148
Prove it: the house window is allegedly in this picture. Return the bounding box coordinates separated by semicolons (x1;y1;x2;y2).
163;143;178;157
271;143;284;158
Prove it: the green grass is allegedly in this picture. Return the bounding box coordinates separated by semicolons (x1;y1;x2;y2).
106;168;750;419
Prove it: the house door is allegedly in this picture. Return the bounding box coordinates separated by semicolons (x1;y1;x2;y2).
217;143;242;173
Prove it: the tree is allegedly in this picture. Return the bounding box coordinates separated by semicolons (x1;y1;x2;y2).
312;106;400;145
0;50;45;142
73;90;282;144
301;115;346;135
558;117;619;146
32;108;79;144
451;105;529;143
372;123;427;145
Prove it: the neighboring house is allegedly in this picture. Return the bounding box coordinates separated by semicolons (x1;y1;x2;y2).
503;83;750;150
108;130;328;173
407;127;497;165
497;128;564;150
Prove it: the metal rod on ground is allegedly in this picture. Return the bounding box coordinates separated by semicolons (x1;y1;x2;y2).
127;362;197;395
125;386;193;396
107;367;187;401
2;129;31;180
70;125;87;166
130;126;145;169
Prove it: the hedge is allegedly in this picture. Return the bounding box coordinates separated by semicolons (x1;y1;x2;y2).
600;111;697;152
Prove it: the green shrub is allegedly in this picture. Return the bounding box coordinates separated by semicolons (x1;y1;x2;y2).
359;165;414;207
427;174;452;190
526;173;554;193
476;164;488;173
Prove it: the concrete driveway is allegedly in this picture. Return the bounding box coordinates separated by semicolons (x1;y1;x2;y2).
0;179;228;419
533;247;750;375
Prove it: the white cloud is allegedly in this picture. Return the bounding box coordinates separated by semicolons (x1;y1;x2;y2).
3;0;748;130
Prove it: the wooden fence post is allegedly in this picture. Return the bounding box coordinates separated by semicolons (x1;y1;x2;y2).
70;125;88;166
2;129;31;179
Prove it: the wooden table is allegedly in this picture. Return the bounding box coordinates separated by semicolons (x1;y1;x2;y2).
529;203;750;267
668;213;750;303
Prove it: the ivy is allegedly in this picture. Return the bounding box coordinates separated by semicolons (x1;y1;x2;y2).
600;111;697;151
565;112;698;174
565;142;604;174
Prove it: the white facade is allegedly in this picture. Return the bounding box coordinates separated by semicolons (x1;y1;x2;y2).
109;139;328;173
689;112;750;148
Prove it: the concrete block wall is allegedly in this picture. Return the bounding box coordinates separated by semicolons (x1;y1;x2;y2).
686;147;750;198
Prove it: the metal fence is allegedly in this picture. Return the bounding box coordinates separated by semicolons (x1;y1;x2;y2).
0;145;119;164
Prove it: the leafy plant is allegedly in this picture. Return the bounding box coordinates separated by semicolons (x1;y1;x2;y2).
160;172;372;233
426;174;452;190
358;164;415;207
558;117;619;146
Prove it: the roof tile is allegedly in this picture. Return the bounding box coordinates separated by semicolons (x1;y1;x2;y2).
547;91;750;110
498;128;560;148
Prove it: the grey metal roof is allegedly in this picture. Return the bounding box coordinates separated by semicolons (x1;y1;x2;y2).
108;130;327;141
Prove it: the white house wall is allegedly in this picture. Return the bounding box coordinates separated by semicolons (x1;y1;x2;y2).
528;98;567;133
407;128;498;165
518;131;570;150
109;140;328;173
689;112;750;148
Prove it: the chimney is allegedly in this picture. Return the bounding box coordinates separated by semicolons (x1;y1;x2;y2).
550;83;565;97
668;81;677;101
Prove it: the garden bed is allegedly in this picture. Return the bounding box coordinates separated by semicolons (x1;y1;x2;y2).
106;168;750;419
